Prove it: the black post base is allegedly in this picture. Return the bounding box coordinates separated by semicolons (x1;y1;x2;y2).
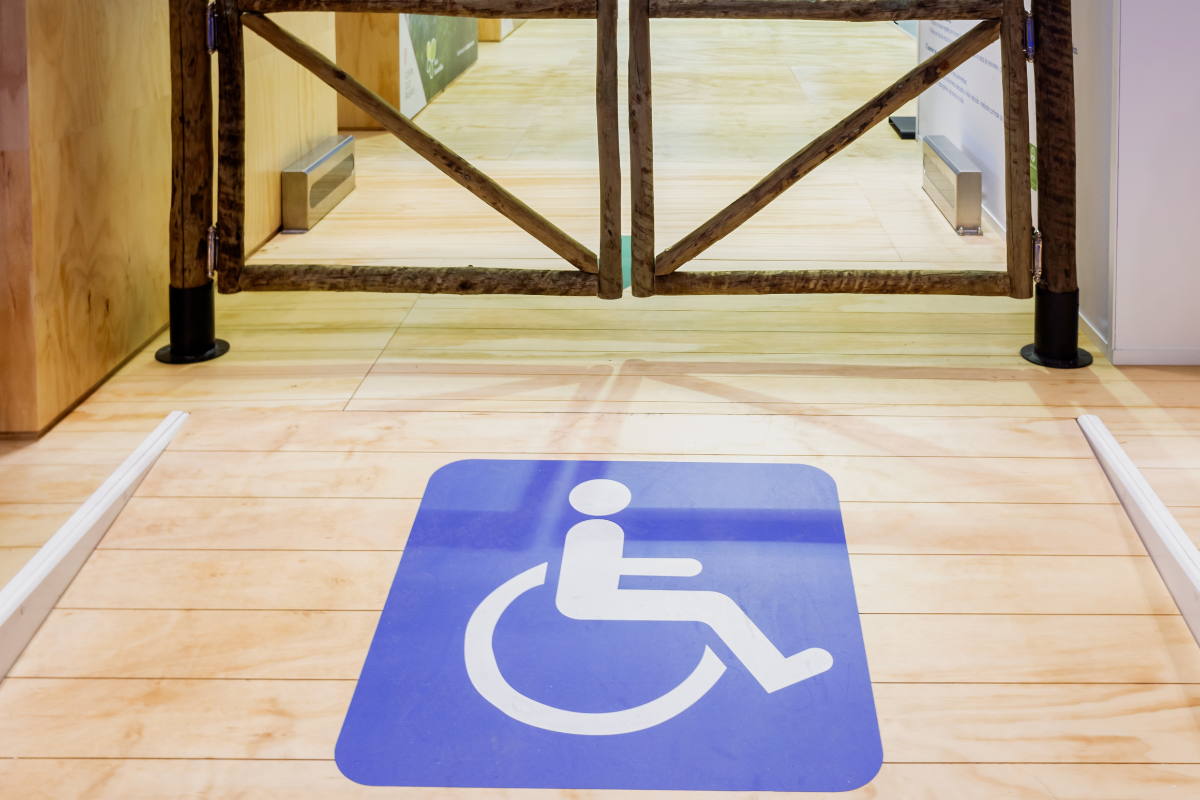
1019;342;1092;369
1020;285;1093;369
155;339;230;364
155;282;230;364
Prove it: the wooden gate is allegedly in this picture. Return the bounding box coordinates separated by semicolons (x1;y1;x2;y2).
170;0;1076;305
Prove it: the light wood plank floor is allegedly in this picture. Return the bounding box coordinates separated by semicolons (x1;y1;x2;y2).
5;17;1200;799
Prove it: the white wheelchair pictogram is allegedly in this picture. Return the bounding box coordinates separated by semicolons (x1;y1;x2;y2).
464;479;834;736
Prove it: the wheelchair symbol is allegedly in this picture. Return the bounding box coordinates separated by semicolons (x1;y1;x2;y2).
464;479;834;736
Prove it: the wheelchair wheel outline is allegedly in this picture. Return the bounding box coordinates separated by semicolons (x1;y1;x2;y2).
464;562;728;736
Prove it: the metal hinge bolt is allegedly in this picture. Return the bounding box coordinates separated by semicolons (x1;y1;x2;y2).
1031;230;1043;284
206;3;218;54
206;225;218;280
1024;13;1036;62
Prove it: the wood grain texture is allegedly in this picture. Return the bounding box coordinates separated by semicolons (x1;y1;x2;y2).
333;13;399;130
1;546;39;585
100;496;417;551
167;410;1100;460
53;548;1172;615
0;464;111;504
95;495;1142;557
629;0;654;297
1000;0;1033;299
0;761;1197;800
0;678;353;759
655;269;1012;295
595;0;621;299
58;550;401;610
392;306;1036;332
0;0;37;432
12;609;377;679
238;264;598;294
649;0;1004;20
2;0;173;433
172;0;214;290
0;504;77;549
242;0;599;16
348;370;1200;410
654;19;1002;275
1031;0;1076;293
216;0;246;293
369;328;1073;357
134;449;1120;504
1;678;1196;763
478;18;526;40
874;682;1200;764
241;12;598;273
16;609;1196;684
0;147;37;432
16;762;1200;800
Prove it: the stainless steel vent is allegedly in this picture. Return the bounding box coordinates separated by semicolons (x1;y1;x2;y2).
921;135;983;236
282;134;356;233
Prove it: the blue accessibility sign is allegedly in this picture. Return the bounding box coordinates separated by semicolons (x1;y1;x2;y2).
336;460;882;792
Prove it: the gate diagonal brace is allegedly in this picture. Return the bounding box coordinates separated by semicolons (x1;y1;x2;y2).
653;18;1002;277
240;11;599;275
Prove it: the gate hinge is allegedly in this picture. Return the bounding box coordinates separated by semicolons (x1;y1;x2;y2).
206;225;218;279
1024;13;1036;62
1031;230;1043;284
206;3;218;54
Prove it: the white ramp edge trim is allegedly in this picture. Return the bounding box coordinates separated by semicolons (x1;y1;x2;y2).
0;411;189;677
1078;414;1200;648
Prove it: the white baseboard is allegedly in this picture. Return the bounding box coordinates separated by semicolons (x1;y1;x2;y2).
1111;348;1200;365
1078;312;1111;360
1078;415;1200;648
0;411;189;677
982;204;1005;238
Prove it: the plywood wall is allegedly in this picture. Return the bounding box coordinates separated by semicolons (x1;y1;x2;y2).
334;13;398;131
243;13;338;253
0;0;38;433
23;0;173;433
0;2;337;434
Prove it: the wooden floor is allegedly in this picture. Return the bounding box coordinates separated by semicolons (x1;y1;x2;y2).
4;17;1200;799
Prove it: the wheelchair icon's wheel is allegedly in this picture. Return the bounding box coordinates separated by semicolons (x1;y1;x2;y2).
464;562;727;736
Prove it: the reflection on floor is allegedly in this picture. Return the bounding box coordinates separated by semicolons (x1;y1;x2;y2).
3;17;1200;799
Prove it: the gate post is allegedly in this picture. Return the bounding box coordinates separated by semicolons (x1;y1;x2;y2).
1021;0;1091;369
159;0;229;364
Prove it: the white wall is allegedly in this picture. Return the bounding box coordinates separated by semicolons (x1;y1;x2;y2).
1073;0;1117;351
1109;0;1200;364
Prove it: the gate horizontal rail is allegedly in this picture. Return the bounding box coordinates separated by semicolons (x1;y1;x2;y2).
171;0;1072;307
648;0;1002;20
240;0;1003;19
654;270;1012;296
238;264;601;294
240;0;598;17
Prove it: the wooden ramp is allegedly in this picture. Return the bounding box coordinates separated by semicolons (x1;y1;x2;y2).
2;405;1200;797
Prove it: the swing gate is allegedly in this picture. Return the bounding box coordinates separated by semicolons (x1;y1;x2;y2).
170;0;1077;307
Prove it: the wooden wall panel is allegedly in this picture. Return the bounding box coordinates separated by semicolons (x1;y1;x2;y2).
243;12;338;254
334;12;398;131
0;0;38;434
478;19;525;42
23;0;173;433
3;3;336;433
